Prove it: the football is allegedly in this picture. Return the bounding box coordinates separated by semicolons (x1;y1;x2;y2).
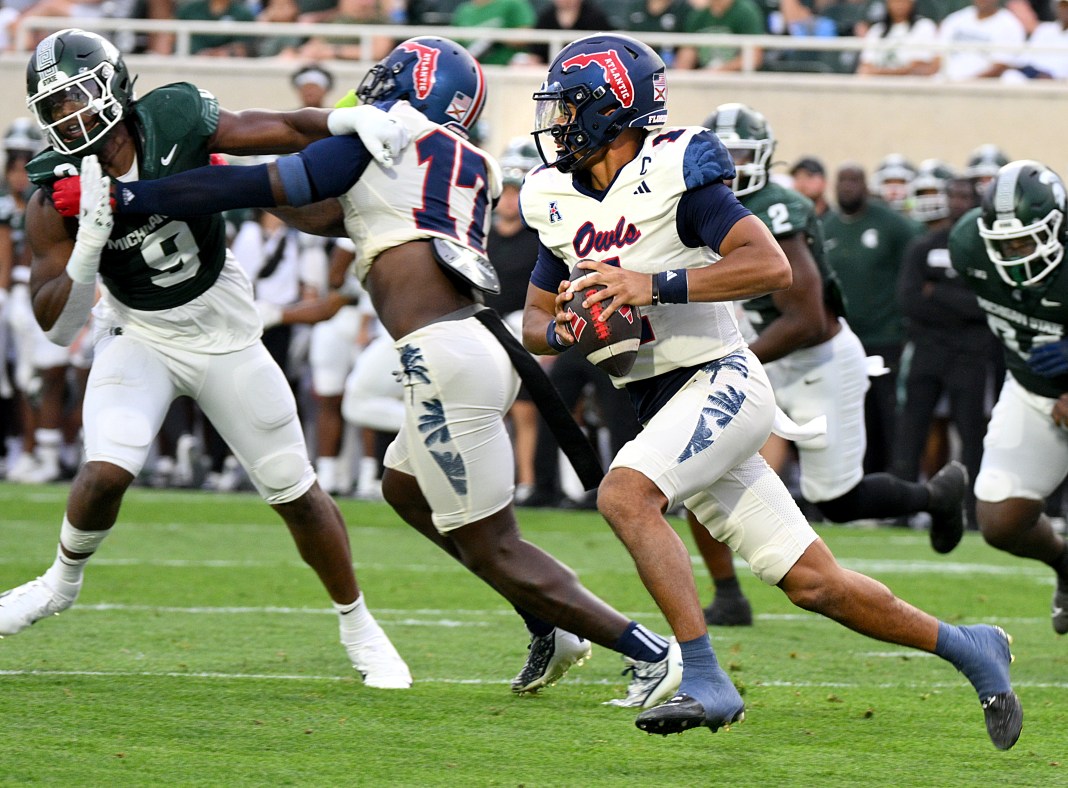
565;264;642;376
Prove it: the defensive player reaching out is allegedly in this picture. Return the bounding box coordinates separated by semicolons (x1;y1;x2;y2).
67;36;692;710
0;28;413;688
518;33;1021;747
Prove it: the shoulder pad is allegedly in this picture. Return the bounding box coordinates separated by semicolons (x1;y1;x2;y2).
682;129;736;191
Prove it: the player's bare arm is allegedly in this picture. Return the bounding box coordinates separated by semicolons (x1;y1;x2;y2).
748;232;834;363
209;107;331;156
26;189;77;331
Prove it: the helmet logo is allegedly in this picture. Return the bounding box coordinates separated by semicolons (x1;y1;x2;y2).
561;49;634;108
400;41;440;100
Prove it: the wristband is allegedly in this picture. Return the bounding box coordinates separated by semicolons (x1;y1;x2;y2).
546;319;571;352
65;240;102;285
654;269;689;304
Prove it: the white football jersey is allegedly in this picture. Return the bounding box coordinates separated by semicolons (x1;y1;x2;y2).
521;126;745;385
337;102;503;283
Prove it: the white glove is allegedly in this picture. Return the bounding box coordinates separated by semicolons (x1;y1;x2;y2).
65;154;113;284
255;300;284;329
327;105;411;168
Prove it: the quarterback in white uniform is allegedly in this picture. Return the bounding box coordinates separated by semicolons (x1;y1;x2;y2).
521;32;1021;747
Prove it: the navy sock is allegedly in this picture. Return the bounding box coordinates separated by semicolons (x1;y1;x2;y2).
676;634;741;713
614;621;668;662
934;622;1011;698
515;606;554;638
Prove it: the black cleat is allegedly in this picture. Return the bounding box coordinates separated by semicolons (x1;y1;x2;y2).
703;594;753;627
981;691;1023;750
635;692;745;736
1052;586;1068;635
511;628;590;694
927;461;968;554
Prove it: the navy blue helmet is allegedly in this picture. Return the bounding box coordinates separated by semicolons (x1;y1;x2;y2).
532;33;667;173
356;37;486;136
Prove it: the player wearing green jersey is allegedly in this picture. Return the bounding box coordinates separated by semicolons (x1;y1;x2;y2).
949;158;1068;636
0;28;415;688
691;104;969;627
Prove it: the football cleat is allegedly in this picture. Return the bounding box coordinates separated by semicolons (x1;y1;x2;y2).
634;690;745;736
1051;585;1068;635
604;638;683;709
342;623;412;689
511;628;591;694
982;691;1024;751
0;575;80;636
703;593;753;627
927;460;967;554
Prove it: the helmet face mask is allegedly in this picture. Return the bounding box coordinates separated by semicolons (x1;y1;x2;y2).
703;103;773;198
978;160;1067;287
532;33;667;174
872;154;916;212
26;28;133;156
356;37;486;136
909;159;956;223
499;136;541;187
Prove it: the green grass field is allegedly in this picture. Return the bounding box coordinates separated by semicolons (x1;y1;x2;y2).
0;482;1064;787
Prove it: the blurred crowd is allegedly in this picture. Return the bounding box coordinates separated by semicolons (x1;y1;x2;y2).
0;57;1064;532
2;0;1068;80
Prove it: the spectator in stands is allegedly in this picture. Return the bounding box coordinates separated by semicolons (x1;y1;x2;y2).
285;0;394;61
177;0;257;57
258;0;309;57
933;0;1027;80
822;163;925;476
675;0;766;71
610;0;694;67
524;0;613;65
894;174;988;530
5;0;141;53
1003;0;1068;80
291;64;336;108
857;0;939;75
789;156;830;217
453;0;537;66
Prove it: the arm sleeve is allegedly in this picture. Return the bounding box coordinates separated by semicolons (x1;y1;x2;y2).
115;135;373;217
528;242;570;292
676;181;752;252
43;278;96;347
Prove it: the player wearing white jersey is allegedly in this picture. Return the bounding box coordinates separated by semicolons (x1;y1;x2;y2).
96;37;689;708
520;32;1021;748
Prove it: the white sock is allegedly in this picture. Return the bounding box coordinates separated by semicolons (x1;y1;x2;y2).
317;456;338;493
335;594;381;640
357;457;378;490
41;545;85;598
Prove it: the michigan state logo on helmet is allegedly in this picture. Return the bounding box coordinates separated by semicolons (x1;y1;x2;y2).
702;103;774;198
979;160;1067;287
356;36;486;136
26;28;134;156
532;33;667;174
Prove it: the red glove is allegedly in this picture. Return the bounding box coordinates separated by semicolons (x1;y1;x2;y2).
209;153;228;166
53;175;116;218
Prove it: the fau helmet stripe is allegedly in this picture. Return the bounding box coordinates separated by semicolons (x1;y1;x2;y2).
401;40;441;99
561;49;634;109
464;59;487;129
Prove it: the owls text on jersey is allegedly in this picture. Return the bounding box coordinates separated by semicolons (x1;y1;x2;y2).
521;126;749;385
950;206;1068;399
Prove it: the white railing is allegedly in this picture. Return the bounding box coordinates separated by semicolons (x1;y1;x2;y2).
13;16;1068;79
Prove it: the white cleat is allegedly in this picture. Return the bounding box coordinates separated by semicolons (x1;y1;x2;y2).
605;637;684;709
511;628;591;694
342;623;412;689
0;576;80;636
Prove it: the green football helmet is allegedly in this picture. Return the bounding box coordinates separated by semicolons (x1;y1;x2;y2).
871;153;916;213
26;28;135;156
499;136;541;187
702;102;774;198
965;144;1010;186
909;158;956;223
3;117;45;157
978;160;1067;287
